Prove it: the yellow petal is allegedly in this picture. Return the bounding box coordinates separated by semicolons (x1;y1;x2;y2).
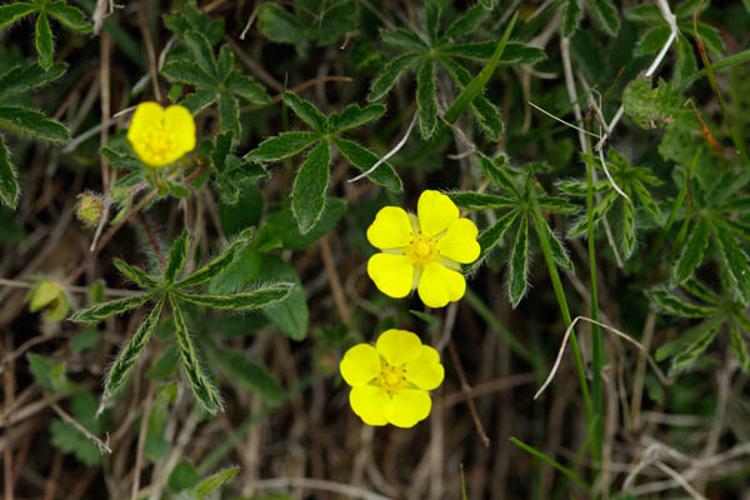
340;344;381;387
384;389;432;428
367;253;414;299
350;385;389;426
367;206;413;250
376;329;423;366
417;262;466;308
438;218;480;264
127;101;163;144
417;190;458;237
164;104;196;156
405;345;444;390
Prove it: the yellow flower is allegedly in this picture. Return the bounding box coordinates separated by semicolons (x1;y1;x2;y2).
340;329;444;427
127;102;196;168
366;190;480;308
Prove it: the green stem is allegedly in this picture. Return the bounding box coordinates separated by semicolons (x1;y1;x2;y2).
530;204;594;426
510;437;590;491
585;157;604;467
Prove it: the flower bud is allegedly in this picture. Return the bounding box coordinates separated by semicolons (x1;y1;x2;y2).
76;192;104;227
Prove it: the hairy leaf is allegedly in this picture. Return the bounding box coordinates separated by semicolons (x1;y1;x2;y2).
672;217;710;286
0;106;69;143
508;217;529;308
177;283;293;311
332;137;403;192
245;131;320;162
70;293;154;323
292;141;331;234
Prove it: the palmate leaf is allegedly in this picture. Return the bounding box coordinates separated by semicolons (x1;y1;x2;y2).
671;217;711;286
0;135;18;208
165;230;190;283
245;131;320;162
0;106;69;143
475;152;519;195
617;198;636;260
416;60;438;139
183;31;218;76
283;92;327;132
170;295;222;414
161;60;217;88
332;137;402;192
224;72;270;104
668;318;722;376
113;258;158;289
539;217;574;272
70;292;154;323
655;317;721;362
291;141;331;233
508;217;529;308
176;229;253;289
256;3;307;53
189;466;238;498
177;283;293;311
102;297;165;399
646;288;718;318
440;42;547;65
218;94;240;143
46;1;91;32
0;3;36;29
328;103;386;133
444;3;489;39
474;209;519;267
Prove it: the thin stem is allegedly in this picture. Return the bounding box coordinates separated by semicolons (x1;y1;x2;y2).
510;437;590;491
530;203;594;426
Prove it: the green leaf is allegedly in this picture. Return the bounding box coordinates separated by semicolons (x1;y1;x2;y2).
367;52;421;102
715;230;750;304
328;103;386;133
47;1;92;32
256;3;307;53
263;197;347;250
183;31;218;76
0;2;36;30
416;60;438;139
332;137;403;192
224;72;270;103
27;352;61;392
219;183;262;236
655;317;720;362
283;91;327;132
635;26;670;56
113;258;158;289
442;42;547;65
177;283;293;311
380;28;429;51
103;297;165;399
314;0;358;45
444;12;517;125
729;319;750;373
188;466;238;499
448;192;517;210
587;0;620;37
50;419;102;466
0;135;18;208
425;0;441;43
181;89;216;114
622;79;689;130
207;340;282;400
475;209;519;263
70;293;153;323
567;191;617;238
0;106;69;143
618;199;636;260
161;60;217;88
218;94;240;143
444;4;489;39
540;218;574;272
177;231;252;289
672;217;710;286
561;0;583;37
170;295;222;414
646;288;718;318
292;141;331;234
682;277;720;304
35;13;54;69
165;231;190;283
245;131;320;162
0;62;67;100
168;459;200;493
508;217;529;308
674;34;697;89
669;319;721;375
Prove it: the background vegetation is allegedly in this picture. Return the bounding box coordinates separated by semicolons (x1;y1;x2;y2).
1;0;749;498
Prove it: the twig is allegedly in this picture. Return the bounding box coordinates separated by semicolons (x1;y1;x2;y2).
136;213;166;268
447;341;491;447
534;316;670;400
654;462;707;500
348;110;418;183
239;5;259;40
527;101;602;141
250;477;390;500
51;403;112;455
436;302;458;352
319;236;352;327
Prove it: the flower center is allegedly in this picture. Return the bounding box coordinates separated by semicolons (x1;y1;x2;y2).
137;121;176;165
376;362;406;395
406;232;439;266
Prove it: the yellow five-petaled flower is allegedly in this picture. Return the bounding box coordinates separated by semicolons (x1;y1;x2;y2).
127;102;196;168
366;190;480;308
340;329;444;428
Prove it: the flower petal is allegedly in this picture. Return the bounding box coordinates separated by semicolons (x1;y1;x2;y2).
164;104;196;156
438;218;480;264
376;329;423;366
417;262;466;308
405;345;444;390
367;206;413;250
127;101;163;144
417;190;458;237
367;253;414;299
384;389;432;428
350;385;389;426
340;344;381;387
